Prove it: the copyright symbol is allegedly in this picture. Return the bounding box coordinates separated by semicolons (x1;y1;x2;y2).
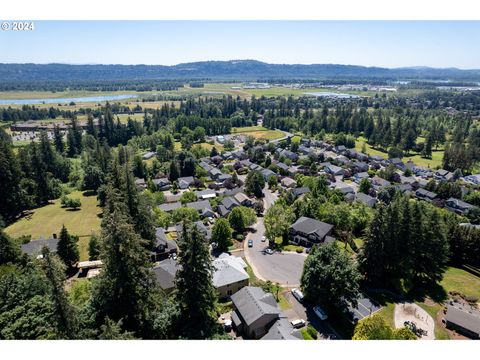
1;22;10;31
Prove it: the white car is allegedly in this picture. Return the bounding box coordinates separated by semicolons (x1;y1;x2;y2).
291;319;306;328
313;305;328;321
261;235;266;242
265;248;274;255
291;288;304;302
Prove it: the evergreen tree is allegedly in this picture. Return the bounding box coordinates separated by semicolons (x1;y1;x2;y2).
0;229;21;265
53;125;65;153
175;222;219;339
88;234;101;261
245;170;265;198
57;225;79;269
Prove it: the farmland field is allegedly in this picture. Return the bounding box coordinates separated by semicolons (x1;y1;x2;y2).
231;125;285;140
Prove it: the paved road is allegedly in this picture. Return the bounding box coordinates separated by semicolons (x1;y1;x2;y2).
243;186;306;287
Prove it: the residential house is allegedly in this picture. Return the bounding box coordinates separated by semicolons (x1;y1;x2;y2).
177;176;195;189
261;168;277;181
195;189;217;200
291;187;310;198
142;151;156;160
153;258;180;294
159;202;182;212
281;177;297;188
186;200;215;218
212;253;250;298
353;172;370;184
289;216;334;247
151;228;178;262
355;192;377;207
415;188;438;203
135;178;147;191
152;177;171;191
463;174;480;186
176;221;211;241
217;196;241;217
21;236;59;257
445;198;475;215
371;176;391;190
233;192;253;207
324;164;344;176
230;286;300;340
435;169;454;182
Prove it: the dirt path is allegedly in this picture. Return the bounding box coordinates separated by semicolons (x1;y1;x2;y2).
394;302;435;340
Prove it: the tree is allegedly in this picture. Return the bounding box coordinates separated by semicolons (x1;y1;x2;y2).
0;230;20;265
301;243;361;306
40;247;78;339
228;207;246;233
175;222;219;339
211;218;233;252
245;170;265;198
171;207;199;224
264;204;295;245
169;161;180;182
90;189;160;337
358;178;372;194
180;191;197;205
352;314;416;340
268;175;278;189
83;165;105;192
88;234;101;261
56;225;79;269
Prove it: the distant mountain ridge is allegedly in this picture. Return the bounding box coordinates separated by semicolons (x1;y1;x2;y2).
0;60;479;81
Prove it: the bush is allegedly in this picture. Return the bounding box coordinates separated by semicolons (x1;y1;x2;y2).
61;195;82;209
307;325;318;339
296;247;304;254
236;234;244;241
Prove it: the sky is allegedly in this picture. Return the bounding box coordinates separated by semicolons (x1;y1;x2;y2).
0;21;479;69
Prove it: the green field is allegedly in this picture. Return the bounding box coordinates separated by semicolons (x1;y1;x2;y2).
231;126;285;140
354;136;443;169
5;190;102;261
440;267;480;299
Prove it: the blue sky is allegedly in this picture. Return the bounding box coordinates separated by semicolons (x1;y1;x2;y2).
1;21;479;68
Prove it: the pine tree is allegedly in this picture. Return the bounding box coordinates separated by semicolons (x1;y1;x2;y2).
175;222;219;339
88;234;101;261
53;125;65;153
57;225;79;269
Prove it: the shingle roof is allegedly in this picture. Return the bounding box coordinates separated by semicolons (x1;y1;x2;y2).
290;216;333;239
445;303;480;336
153;258;179;291
212;254;249;288
231;286;281;326
159;202;182;212
21;237;59;256
261;317;302;340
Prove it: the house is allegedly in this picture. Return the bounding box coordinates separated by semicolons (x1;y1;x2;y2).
209;168;223;180
278;149;298;162
388;157;405;170
289;216;334;247
159;202;182;212
353;172;370;184
261;168;277;181
333;181;355;195
195;189;216;200
152;178;171;191
415;188;438;202
21;237;59;257
217;196;240;217
335;145;347;154
151;228;178;261
153;258;180;294
142;151;156;160
177;176;195;189
351;161;369;173
355;192;377;207
445;198;475;215
281;177;297;188
199;161;213;173
324;164;344;176
435;169;454;182
212;253;250;298
291;187;310;198
230;286;300;340
444;303;480;339
275;161;290;174
371;176;391;189
463;174;480;185
233;192;253;207
186;200;215;217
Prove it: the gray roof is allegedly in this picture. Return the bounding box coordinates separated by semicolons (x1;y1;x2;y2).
261;317;302;340
153;258;179;291
21;237;59;256
291;187;310;197
221;196;240;210
159;202;182;212
355;192;377;207
445;304;480;336
176;221;211;240
416;188;437;200
291;216;333;239
186;200;213;213
212;254;249;288
231;286;281;326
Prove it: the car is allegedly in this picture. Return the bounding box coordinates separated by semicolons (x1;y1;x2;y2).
290;319;306;329
291;288;304;302
261;235;266;242
265;248;274;255
223;319;232;331
313;305;328;320
248;239;253;247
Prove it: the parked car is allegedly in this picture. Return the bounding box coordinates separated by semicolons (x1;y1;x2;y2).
261;235;266;242
291;319;306;329
313;305;328;320
291;288;304;302
223;319;232;331
248;239;253;247
265;248;274;255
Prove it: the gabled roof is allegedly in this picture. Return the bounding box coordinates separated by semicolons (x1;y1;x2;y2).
290;216;333;239
212;254;249;288
159;202;182;212
355;192;377;207
186;200;213;213
261;317;302;340
445;303;480;335
291;187;310;197
231;286;281;326
153;258;179;291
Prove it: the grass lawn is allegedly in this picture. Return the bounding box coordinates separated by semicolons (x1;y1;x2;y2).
278;292;292;311
5;190;102;261
231;126;284;141
354;136;443;169
440;267;480;300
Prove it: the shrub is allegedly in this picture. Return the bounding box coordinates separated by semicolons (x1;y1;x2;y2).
296;247;304;254
307;325;318;339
